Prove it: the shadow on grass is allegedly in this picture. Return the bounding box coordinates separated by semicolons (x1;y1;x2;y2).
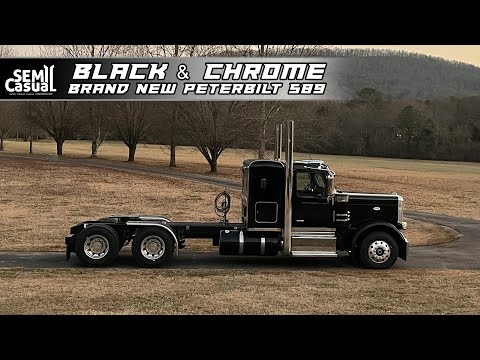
69;251;357;270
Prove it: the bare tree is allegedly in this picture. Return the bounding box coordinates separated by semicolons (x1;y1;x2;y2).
39;45;129;57
22;102;40;154
136;45;221;167
178;102;244;172
40;45;133;157
225;45;328;159
30;102;79;155
243;101;284;158
74;102;110;157
223;45;327;57
132;45;221;57
109;102;151;162
0;47;16;149
0;45;15;57
0;103;17;150
0;46;20;145
89;103;109;157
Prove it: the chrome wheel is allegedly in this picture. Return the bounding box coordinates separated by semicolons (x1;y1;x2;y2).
368;240;391;264
84;235;110;259
140;235;165;260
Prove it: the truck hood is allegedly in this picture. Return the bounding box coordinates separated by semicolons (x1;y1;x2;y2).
334;191;402;226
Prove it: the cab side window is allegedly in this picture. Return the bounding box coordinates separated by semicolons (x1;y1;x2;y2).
296;171;326;197
296;172;311;194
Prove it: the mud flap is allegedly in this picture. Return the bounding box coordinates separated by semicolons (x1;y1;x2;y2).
65;234;75;261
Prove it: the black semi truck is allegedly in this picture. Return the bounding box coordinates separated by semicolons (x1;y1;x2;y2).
65;121;408;269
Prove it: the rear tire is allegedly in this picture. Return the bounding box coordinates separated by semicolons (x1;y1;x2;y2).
75;225;120;267
132;228;174;268
359;231;399;269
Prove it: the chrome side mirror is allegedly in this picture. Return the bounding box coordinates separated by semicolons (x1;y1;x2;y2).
326;170;335;197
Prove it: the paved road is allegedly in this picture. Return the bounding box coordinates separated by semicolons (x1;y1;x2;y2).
0;153;479;270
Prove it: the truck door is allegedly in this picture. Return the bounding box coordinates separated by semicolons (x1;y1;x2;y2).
292;170;333;228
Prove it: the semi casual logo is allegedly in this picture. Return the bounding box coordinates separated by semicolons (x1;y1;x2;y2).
4;65;56;94
0;58;346;100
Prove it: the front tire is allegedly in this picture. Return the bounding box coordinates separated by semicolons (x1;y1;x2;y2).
132;228;174;268
359;231;399;269
75;225;120;267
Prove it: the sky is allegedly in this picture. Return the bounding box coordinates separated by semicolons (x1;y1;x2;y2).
342;45;480;67
10;45;480;68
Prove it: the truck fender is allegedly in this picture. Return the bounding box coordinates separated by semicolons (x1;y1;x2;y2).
351;222;408;260
126;221;179;256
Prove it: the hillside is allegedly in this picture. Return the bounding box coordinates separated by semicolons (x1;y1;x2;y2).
318;48;480;99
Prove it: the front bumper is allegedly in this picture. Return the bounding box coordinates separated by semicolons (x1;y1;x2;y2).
65;234;76;260
398;221;408;230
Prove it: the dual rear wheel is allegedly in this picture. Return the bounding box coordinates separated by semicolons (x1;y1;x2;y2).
75;225;174;267
132;228;174;267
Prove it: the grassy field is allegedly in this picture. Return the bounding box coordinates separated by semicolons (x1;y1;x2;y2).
0;268;479;314
0;157;455;251
0;142;472;315
3;139;480;219
0;157;232;251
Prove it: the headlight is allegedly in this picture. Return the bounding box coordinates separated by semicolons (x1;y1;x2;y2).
398;196;404;223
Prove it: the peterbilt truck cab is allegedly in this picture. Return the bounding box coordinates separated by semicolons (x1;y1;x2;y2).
238;155;407;269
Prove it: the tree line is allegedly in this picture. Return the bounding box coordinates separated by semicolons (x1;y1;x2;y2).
1;45;480;169
1;88;480;172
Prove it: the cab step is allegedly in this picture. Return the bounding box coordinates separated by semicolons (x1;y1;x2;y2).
291;230;337;253
291;250;338;257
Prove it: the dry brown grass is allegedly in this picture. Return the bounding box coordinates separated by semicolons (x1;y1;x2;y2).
0;157;455;251
4;139;479;219
0;155;468;315
401;218;459;246
0;268;479;314
0;157;240;251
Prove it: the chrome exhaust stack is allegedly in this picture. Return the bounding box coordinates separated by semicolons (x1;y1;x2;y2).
283;120;294;256
274;124;283;161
